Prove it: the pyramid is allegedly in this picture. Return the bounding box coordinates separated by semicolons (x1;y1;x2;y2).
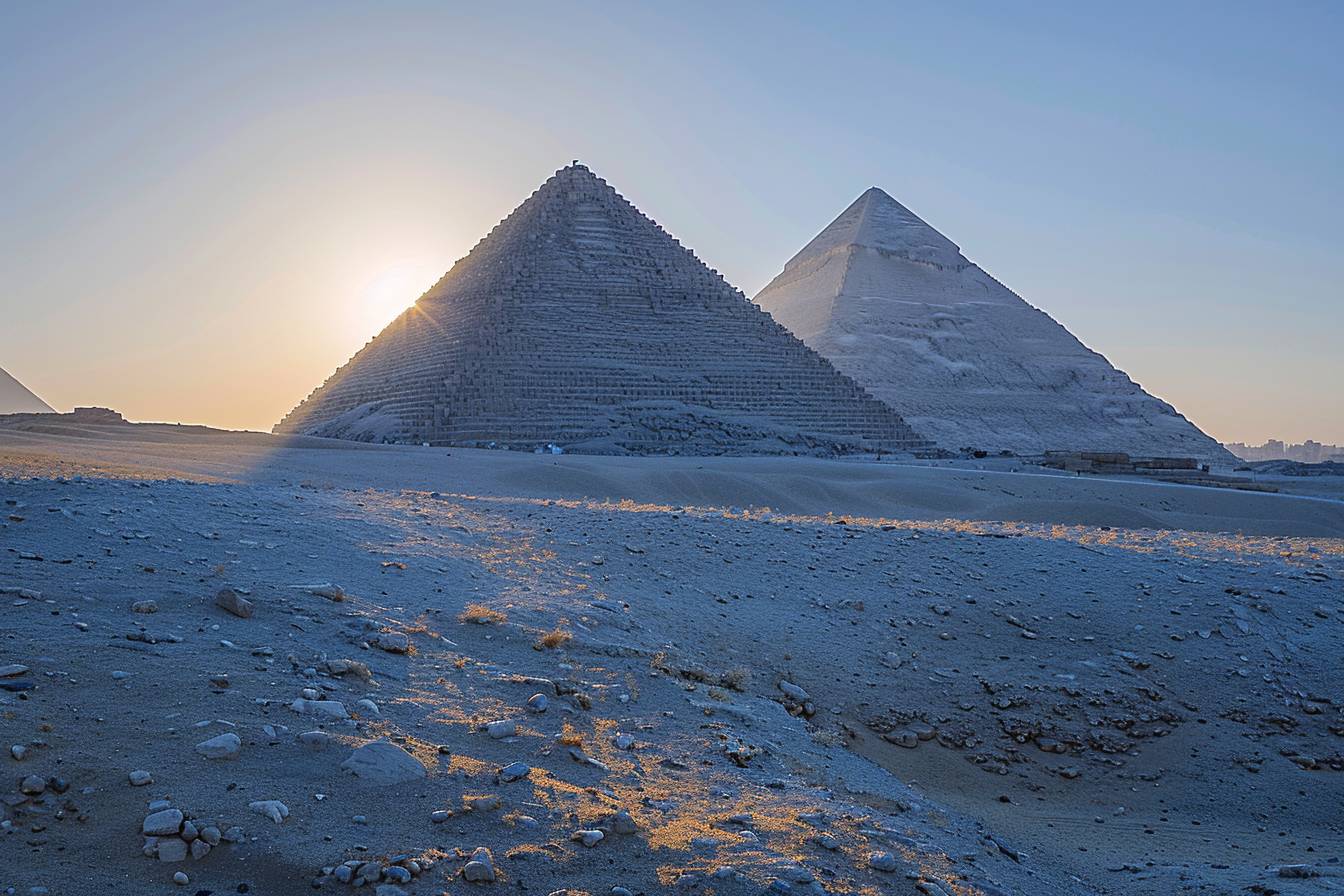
0;367;54;415
754;188;1233;461
276;165;928;455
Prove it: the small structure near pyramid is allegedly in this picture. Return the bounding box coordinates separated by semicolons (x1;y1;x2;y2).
0;367;54;415
276;165;928;455
755;188;1233;461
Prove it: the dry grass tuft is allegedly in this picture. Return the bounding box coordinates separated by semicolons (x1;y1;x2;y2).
458;603;507;625
534;627;573;650
557;722;584;747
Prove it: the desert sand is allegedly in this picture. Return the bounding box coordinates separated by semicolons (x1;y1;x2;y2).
2;421;1341;895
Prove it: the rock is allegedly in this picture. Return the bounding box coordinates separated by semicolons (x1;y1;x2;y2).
19;774;45;795
195;732;241;760
157;837;189;862
46;775;68;794
573;829;604;847
0;664;29;677
868;852;899;872
249;800;289;823
221;826;244;842
173;871;189;885
214;588;254;618
614;733;635;750
372;631;409;653
131;599;157;613
485;719;517;739
462;846;496;882
10;744;26;761
290;698;349;719
526;693;548;713
200;825;221;845
129;770;153;786
498;762;530;782
430;809;451;824
355;698;381;717
883;730;918;748
181;821;198;841
610;809;638;835
341;740;427;785
778;680;809;701
383;867;412;884
356;862;383;883
298;730;332;748
143;808;184;836
190;838;210;860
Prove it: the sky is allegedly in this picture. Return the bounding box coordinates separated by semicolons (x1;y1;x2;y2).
2;1;1341;444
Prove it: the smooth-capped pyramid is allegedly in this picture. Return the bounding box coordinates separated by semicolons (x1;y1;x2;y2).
755;188;1233;461
0;366;54;415
276;165;928;454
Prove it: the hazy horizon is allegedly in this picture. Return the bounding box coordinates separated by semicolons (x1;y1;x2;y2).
4;2;1341;443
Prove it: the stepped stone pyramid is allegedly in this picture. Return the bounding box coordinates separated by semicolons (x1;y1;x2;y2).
276;164;929;455
755;188;1233;461
0;366;54;415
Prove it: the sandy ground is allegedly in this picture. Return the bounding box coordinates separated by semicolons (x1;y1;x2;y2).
2;423;1342;896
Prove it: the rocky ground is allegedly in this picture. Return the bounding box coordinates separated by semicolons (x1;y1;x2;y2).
1;428;1342;895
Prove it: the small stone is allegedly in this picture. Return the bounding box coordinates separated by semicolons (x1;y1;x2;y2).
356;862;383;883
573;829;604;847
883;730;918;748
0;664;29;678
498;762;530;782
373;631;409;653
355;698;381;717
868;852;899;872
462;846;496;882
173;870;189;885
249;799;289;823
290;697;349;719
485;719;517;739
778;680;809;701
10;744;26;761
334;865;354;884
190;838;210;860
19;774;45;795
214;588;254;618
180;821;198;841
143;808;184;836
129;770;153;786
383;867;412;884
298;730;332;749
341;740;427;785
221;825;244;842
131;599;157;614
157;837;189;862
614;733;635;750
200;825;221;846
526;693;548;713
195;732;241;760
610;809;638;835
430;809;451;824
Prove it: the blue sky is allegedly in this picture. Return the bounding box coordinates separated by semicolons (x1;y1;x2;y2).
2;1;1340;441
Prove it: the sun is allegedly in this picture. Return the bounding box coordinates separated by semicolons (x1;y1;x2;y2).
355;261;442;336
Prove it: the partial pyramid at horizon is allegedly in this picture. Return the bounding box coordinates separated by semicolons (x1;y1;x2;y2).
754;188;1233;461
276;164;929;454
0;366;55;415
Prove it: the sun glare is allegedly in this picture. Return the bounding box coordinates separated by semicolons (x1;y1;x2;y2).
355;262;442;337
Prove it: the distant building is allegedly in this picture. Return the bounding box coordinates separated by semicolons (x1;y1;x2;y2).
1224;439;1344;463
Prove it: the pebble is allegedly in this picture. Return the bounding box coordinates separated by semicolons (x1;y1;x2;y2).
462;846;496;882
778;680;809;701
573;829;605;847
868;852;899;872
131;599;157;613
157;837;189;862
341;740;427;785
498;761;530;782
485;719;517;739
249;799;289;823
613;733;635;750
129;770;153;786
373;631;409;653
143;808;184;836
430;809;451;824
19;774;45;795
10;744;26;761
298;730;332;749
290;698;349;719
526;693;548;713
0;664;31;677
172;871;189;885
214;588;254;618
190;839;211;860
200;825;221;845
610;809;638;835
195;732;242;760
